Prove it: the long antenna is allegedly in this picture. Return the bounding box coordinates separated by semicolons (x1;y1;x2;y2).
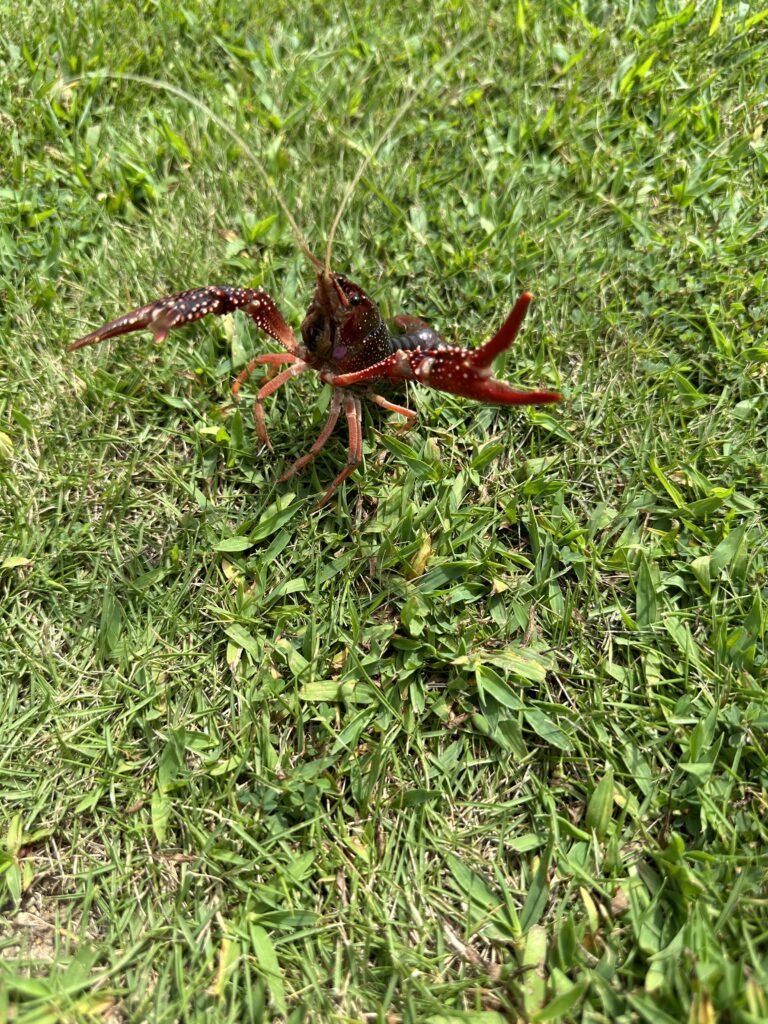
65;72;324;272
69;34;480;279
323;32;481;276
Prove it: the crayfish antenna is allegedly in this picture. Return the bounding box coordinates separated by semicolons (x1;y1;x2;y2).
67;73;325;276
323;34;482;277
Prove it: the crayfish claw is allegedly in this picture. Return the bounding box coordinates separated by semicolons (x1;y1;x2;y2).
69;286;298;354
326;292;561;407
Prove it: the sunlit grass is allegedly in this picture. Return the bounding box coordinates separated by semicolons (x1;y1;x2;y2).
1;2;767;1022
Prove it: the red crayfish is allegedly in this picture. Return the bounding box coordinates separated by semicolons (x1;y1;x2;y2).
69;86;562;507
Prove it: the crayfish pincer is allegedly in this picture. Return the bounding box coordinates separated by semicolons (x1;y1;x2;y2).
69;268;561;506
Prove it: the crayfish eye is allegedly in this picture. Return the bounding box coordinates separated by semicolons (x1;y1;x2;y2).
349;294;363;307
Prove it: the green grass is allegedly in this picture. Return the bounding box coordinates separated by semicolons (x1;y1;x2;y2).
2;1;767;1021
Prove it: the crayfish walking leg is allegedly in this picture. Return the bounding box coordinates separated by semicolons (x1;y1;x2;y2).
315;393;363;509
239;360;310;449
279;389;343;484
366;391;418;431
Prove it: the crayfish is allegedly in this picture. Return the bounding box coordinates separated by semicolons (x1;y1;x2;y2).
69;85;562;507
69;267;561;505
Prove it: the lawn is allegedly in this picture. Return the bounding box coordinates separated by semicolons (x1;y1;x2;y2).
1;1;767;1021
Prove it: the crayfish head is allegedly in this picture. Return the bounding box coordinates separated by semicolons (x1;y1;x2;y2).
300;272;391;372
